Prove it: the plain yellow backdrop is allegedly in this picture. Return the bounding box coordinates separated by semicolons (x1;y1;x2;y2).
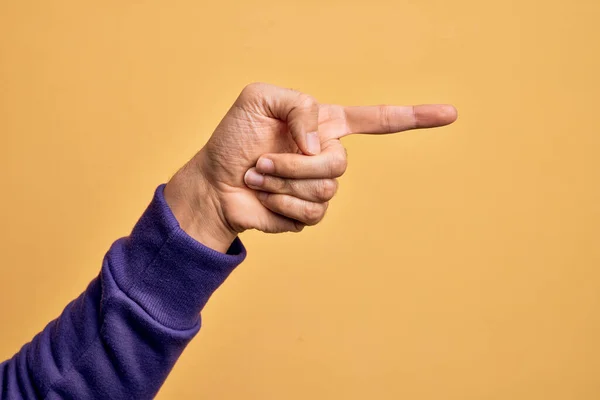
1;0;599;399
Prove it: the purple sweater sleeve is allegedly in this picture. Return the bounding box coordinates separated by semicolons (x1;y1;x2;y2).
0;184;246;399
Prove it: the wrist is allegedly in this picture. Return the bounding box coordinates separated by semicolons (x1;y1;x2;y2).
164;157;237;253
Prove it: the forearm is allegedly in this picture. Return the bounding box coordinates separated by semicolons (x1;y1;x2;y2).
0;185;246;399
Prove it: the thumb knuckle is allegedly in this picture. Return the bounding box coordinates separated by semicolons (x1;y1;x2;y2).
239;82;267;101
295;93;317;110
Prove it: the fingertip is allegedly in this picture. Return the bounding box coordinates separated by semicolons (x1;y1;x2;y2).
442;104;459;124
244;168;264;187
416;104;459;128
256;157;275;174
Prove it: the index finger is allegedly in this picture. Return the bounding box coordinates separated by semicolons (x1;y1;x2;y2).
341;104;458;137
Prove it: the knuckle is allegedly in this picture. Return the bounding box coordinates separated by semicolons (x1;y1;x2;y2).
276;177;290;193
295;93;317;110
378;104;391;132
329;152;348;177
288;159;301;176
303;202;326;225
239;82;266;101
316;179;338;201
281;195;295;210
264;175;288;193
285;179;300;195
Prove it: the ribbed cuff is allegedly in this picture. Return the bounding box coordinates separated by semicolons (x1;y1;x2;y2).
109;184;246;330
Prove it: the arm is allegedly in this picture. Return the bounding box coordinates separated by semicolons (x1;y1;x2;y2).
0;185;245;399
0;82;456;399
0;83;325;400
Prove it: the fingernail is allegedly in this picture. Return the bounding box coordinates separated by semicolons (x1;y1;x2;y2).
257;191;268;201
244;169;264;187
257;157;275;174
306;132;321;155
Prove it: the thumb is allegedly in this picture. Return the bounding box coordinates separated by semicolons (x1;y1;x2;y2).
238;83;321;155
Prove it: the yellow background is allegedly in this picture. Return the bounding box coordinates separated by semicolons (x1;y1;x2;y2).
1;1;599;399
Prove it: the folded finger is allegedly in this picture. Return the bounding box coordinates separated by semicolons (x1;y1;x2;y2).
256;192;329;226
245;168;338;202
255;140;347;179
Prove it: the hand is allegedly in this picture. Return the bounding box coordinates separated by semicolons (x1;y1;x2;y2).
243;102;459;232
243;162;339;226
165;83;457;253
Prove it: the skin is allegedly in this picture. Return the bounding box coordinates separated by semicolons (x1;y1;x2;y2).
164;83;458;253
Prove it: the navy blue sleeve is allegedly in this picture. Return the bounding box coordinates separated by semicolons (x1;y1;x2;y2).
0;184;246;399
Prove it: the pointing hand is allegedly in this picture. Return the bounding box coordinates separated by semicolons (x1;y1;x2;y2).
165;83;457;252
